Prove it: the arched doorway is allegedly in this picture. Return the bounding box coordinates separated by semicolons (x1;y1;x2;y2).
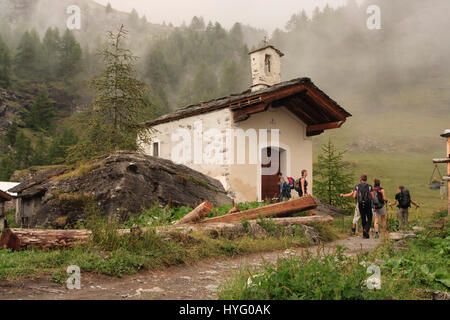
260;146;289;201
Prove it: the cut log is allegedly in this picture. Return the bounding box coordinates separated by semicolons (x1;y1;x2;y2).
200;196;317;224
176;215;333;240
173;201;213;225
263;215;333;226
1;228;91;251
192;215;332;229
226;206;240;215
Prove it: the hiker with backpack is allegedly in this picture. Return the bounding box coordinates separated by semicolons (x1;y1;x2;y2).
294;170;308;197
341;174;374;238
278;172;291;202
372;179;388;238
340;190;361;236
389;186;420;230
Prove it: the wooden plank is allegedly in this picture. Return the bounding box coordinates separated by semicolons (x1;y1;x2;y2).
305;85;350;120
433;158;450;164
307;121;344;133
173;201;213;225
232;102;269;122
200;196;317;224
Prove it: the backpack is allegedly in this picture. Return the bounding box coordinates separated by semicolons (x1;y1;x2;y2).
287;177;295;189
372;187;384;209
357;183;372;208
294;179;301;192
398;189;411;208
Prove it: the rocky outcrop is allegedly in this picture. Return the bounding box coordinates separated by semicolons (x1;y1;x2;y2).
11;151;232;228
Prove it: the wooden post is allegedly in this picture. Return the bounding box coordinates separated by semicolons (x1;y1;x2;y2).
433;130;450;216
444;130;450;215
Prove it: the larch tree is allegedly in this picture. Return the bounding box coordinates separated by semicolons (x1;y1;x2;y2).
69;25;152;162
313;139;354;209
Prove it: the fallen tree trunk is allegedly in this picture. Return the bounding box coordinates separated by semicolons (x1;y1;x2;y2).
174;215;333;241
1;214;331;251
200;196;317;224
173;201;213;225
183;215;333;231
1;228;91;251
226;206;240;215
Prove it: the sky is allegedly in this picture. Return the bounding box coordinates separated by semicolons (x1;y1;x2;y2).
93;0;360;32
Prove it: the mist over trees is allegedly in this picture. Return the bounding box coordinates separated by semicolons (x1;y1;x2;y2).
0;0;449;180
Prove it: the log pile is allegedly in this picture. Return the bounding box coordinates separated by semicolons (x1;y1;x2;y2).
0;196;333;251
1;228;91;251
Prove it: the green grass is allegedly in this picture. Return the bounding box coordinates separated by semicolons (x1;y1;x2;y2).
0;213;333;282
218;216;449;300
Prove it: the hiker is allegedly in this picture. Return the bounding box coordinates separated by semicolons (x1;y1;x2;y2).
341;174;373;238
294;170;308;197
340;191;360;235
277;172;287;202
389;186;420;230
372;179;387;238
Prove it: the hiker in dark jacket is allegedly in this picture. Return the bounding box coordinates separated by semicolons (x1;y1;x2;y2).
342;175;374;238
389;186;420;230
371;179;387;238
354;175;374;238
295;170;308;197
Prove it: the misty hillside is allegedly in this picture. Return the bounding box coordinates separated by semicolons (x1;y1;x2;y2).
0;0;448;212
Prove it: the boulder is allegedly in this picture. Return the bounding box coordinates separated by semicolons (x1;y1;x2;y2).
12;151;232;228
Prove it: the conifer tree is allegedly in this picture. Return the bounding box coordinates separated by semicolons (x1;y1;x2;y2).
58;29;82;79
14;30;42;79
42;27;61;80
0;34;12;87
25;87;55;131
313;139;354;208
69;25;152;161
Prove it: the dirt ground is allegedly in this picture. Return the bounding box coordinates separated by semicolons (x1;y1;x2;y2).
0;235;381;300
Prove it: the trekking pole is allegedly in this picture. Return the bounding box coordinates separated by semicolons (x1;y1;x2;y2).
339;195;345;233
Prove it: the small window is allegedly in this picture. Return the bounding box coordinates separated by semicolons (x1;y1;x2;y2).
265;54;271;74
152;142;159;157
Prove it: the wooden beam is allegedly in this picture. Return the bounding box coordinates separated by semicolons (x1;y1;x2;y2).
200;196;317;224
232;102;269;122
433;158;450;164
301;94;337;122
305;88;348;120
285;101;316;125
307;121;344;133
306;130;324;137
174;201;213;225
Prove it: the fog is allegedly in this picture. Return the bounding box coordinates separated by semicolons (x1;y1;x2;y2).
93;0;361;32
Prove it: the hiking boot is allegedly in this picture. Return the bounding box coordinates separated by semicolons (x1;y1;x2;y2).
351;228;356;235
375;233;379;239
363;231;370;239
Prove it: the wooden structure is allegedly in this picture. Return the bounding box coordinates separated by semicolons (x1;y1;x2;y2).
200;196;317;224
173;201;213;225
0;190;12;231
0;190;12;215
143;78;352;137
433;129;450;215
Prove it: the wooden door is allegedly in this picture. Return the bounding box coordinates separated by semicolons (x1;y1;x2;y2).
261;147;280;201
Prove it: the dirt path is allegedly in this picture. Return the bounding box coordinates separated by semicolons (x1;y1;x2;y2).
0;236;380;300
